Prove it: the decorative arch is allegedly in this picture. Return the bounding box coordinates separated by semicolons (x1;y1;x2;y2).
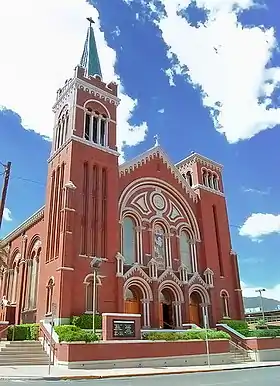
152;220;170;269
119;178;201;241
123;276;153;301
24;237;41;311
189;284;210;305
179;228;193;272
84;99;111;119
158;280;184;303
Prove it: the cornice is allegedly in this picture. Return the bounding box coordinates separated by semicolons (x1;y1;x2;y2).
1;207;45;246
192;184;225;197
176;152;223;172
119;146;199;203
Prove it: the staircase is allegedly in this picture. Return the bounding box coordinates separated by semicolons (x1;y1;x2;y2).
0;341;50;366
229;341;255;364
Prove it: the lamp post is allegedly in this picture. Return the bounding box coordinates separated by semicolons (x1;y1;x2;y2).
255;288;266;321
200;303;210;367
90;257;106;335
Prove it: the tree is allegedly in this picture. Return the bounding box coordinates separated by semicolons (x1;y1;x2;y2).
0;240;8;269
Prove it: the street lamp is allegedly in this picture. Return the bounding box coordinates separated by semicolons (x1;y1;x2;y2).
200;303;210;367
255;289;266;321
90;257;106;335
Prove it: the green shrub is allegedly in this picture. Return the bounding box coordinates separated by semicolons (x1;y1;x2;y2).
219;319;249;334
248;329;280;338
54;325;99;343
143;330;230;341
7;324;39;341
71;314;102;330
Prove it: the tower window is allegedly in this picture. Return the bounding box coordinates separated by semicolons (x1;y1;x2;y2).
85;114;90;140
186;171;193;187
92;117;98;143
84;108;107;147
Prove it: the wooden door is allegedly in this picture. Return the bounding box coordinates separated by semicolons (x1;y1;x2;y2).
125;299;140;314
189;303;200;325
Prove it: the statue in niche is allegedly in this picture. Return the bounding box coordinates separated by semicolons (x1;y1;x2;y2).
154;224;165;270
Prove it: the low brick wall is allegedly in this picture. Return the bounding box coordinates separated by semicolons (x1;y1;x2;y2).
56;339;231;368
0;322;9;341
246;337;280;350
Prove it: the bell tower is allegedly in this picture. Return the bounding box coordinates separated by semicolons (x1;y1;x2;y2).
38;18;120;323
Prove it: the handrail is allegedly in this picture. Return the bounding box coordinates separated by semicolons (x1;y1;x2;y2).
40;324;56;365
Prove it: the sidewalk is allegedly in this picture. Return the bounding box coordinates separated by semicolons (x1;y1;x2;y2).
0;361;279;381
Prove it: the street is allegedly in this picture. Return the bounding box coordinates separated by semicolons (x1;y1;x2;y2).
0;367;280;385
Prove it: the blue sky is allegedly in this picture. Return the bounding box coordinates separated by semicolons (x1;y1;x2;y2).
0;0;280;298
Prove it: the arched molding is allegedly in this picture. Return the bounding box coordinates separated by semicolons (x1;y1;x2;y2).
84;99;111;119
119;178;200;241
46;277;55;287
220;289;230;297
121;210;142;226
123;264;152;283
58;104;69;119
189;284;210;304
83;273;102;286
158;280;184;303
26;235;41;260
123;276;153;301
9;249;20;268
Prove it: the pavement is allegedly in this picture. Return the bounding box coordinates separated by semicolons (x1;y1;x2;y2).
0;361;279;381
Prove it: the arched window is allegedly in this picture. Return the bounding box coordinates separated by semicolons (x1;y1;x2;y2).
84;274;101;313
186;171;193;187
213;175;219;190
202;171;208;186
179;231;192;272
208;172;213;188
154;224;166;269
221;291;230;318
84;108;108;147
28;248;40;310
46;278;54;315
122;217;137;265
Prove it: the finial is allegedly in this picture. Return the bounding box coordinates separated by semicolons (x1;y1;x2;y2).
153;134;159;147
87;17;95;26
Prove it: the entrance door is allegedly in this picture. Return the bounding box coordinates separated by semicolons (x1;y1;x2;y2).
124;288;141;315
189;292;202;326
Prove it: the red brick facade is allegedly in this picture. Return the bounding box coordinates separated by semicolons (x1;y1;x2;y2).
0;34;244;329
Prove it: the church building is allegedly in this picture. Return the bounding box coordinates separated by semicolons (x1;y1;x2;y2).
0;21;244;329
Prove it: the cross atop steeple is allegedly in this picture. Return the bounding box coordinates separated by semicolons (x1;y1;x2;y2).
153;134;160;147
80;17;102;79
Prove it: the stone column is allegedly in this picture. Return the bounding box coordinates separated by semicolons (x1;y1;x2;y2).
141;299;151;328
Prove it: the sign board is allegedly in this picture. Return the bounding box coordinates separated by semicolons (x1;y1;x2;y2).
113;320;135;338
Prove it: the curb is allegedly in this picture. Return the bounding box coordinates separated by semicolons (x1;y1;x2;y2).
0;363;279;381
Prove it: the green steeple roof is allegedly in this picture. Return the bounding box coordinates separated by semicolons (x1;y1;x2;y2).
80;18;102;78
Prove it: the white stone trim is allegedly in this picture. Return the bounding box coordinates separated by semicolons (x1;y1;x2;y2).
176;152;223;171
103;313;141;317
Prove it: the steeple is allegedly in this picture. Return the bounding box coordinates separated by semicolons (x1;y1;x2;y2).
80;17;102;78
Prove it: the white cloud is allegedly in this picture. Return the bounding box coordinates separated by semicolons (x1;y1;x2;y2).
147;0;280;142
242;187;271;195
158;108;165;113
239;213;280;240
3;208;12;222
241;281;280;301
0;0;147;160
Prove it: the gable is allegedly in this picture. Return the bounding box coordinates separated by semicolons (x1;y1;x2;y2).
119;146;198;204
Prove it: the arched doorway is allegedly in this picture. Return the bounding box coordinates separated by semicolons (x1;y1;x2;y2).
124;287;141;314
159;289;175;329
189;292;203;326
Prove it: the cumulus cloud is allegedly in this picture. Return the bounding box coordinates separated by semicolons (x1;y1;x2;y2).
134;0;280;142
0;0;147;160
239;213;280;240
241;281;280;301
3;208;12;222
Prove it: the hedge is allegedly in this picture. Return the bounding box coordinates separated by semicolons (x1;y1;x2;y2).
7;324;39;341
71;314;102;330
219;319;249;334
143;330;230;341
54;325;99;343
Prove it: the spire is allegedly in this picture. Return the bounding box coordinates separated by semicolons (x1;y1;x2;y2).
80;17;102;78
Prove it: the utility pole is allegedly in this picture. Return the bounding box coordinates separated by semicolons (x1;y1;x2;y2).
0;161;11;231
255;288;266;321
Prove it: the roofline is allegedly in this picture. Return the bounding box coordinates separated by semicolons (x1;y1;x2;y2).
119;144;162;171
1;206;45;245
175;152;223;169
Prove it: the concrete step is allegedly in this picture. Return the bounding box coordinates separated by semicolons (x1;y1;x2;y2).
0;359;49;366
1;347;45;352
